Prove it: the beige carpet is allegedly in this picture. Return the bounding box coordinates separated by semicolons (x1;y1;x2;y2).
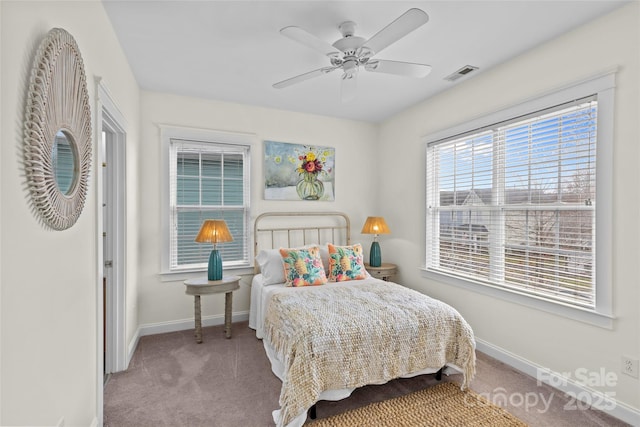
307;382;527;427
104;322;630;427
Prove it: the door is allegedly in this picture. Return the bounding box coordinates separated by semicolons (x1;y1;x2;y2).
102;130;113;379
100;95;127;376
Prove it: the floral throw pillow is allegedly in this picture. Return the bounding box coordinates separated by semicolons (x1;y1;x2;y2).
328;243;367;282
279;246;328;287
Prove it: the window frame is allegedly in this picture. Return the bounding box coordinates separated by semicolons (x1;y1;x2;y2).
160;125;255;279
421;71;616;328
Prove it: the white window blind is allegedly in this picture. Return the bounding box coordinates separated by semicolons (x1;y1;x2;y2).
426;97;597;309
169;139;250;271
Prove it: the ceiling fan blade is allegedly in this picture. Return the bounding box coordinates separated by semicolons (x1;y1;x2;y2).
341;74;357;103
273;66;338;89
364;60;432;78
363;8;429;56
280;26;341;58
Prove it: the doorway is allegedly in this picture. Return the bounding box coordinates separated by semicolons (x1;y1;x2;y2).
94;77;128;425
96;80;127;426
101;98;127;375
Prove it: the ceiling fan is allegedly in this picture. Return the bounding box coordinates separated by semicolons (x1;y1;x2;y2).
273;8;432;102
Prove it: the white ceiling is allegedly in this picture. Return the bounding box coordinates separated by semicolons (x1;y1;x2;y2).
102;0;627;123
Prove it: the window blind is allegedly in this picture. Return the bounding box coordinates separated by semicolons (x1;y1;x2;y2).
169;139;250;271
426;97;597;308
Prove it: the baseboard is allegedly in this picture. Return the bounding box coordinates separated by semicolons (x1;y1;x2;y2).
475;338;640;426
127;328;141;368
127;311;250;363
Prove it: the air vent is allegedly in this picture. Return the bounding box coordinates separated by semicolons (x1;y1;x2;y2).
444;65;479;82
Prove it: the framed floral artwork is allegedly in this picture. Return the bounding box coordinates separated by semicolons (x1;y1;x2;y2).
264;141;335;201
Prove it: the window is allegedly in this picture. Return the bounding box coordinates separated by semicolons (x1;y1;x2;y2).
162;127;253;274
424;72;614;325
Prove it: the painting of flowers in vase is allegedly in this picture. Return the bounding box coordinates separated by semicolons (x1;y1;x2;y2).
264;141;335;201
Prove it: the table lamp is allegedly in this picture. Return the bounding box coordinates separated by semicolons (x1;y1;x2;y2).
195;219;233;281
361;216;390;267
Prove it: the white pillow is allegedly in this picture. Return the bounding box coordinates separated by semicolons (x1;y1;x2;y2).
255;249;285;285
318;244;330;274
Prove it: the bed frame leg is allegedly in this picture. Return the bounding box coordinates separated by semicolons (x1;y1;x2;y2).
435;367;443;381
309;404;317;420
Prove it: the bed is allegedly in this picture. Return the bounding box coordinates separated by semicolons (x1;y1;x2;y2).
248;212;476;427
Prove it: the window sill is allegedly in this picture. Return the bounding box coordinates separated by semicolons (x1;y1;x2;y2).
160;265;255;283
420;268;614;329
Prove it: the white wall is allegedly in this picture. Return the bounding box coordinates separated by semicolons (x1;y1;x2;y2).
136;92;378;332
0;1;3;422
1;0;637;425
0;1;140;425
378;2;639;414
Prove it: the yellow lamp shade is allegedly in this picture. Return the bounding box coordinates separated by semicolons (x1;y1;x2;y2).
361;217;391;235
195;219;233;244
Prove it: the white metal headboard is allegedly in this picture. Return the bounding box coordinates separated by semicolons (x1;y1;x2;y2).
253;211;351;272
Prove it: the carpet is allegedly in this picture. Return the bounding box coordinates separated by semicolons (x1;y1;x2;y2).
307;382;528;427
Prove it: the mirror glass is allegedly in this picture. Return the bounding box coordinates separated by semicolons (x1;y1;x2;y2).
52;130;78;195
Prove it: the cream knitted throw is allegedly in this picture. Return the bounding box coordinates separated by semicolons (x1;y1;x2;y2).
263;280;476;427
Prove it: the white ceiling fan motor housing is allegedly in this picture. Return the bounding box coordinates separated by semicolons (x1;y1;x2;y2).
333;21;366;56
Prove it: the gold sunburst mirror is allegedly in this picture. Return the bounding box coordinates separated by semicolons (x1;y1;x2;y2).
24;28;92;230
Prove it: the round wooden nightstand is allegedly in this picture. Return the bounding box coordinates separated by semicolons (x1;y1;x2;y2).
365;263;398;282
183;276;240;343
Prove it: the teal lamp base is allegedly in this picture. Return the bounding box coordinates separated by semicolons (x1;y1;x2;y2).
207;249;223;281
369;241;382;267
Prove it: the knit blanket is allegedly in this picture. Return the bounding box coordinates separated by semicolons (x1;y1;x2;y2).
263;280;476;427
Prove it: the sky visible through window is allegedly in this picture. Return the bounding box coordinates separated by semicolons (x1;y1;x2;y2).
437;102;596;199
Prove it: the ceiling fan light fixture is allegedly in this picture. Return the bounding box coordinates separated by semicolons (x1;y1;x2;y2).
343;59;358;74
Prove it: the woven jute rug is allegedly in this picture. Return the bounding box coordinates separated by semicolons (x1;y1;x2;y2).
307;382;528;427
